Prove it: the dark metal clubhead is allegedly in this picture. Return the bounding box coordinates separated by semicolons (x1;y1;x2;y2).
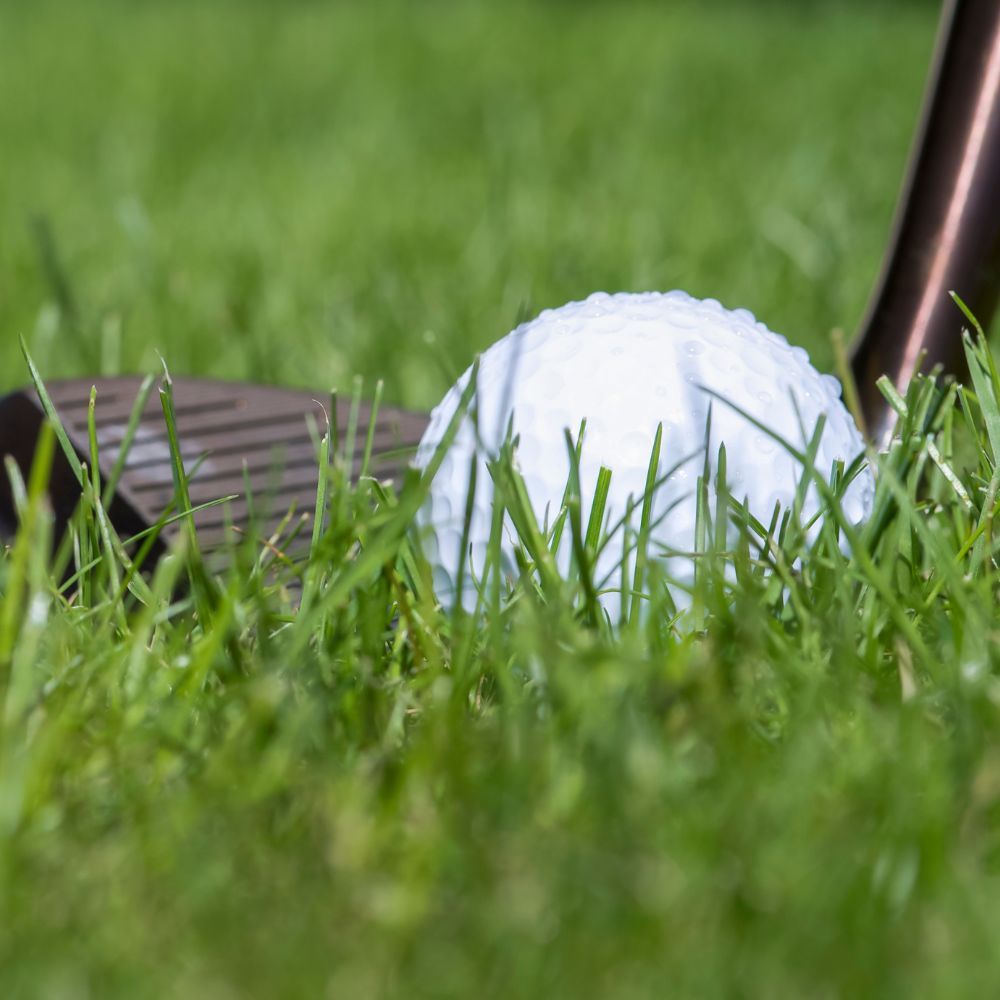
0;377;429;564
852;0;1000;442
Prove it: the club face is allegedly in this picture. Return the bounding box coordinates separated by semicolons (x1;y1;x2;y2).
0;377;430;567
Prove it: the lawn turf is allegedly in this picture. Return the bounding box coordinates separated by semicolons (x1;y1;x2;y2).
1;0;937;405
9;2;1000;998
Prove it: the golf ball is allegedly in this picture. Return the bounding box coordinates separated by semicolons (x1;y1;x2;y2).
415;291;874;614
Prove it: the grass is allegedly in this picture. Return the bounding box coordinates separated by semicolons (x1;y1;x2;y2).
0;0;938;406
8;326;1000;1000
10;0;1000;997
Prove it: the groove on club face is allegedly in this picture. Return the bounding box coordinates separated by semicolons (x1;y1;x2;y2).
0;377;430;565
852;0;1000;443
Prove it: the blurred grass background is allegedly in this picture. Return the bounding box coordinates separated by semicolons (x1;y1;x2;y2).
0;0;939;407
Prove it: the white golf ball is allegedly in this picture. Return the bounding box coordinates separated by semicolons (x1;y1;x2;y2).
415;291;874;614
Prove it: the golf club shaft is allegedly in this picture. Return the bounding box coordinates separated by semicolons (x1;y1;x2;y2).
851;0;1000;443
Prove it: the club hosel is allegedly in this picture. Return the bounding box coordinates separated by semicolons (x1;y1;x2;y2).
851;0;1000;443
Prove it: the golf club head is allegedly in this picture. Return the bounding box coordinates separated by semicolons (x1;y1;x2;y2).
0;377;429;569
852;0;1000;443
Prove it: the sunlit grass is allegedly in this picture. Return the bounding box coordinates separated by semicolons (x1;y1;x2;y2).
0;0;936;407
3;321;1000;995
6;1;996;996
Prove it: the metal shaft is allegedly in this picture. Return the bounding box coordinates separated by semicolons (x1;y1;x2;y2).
851;0;1000;442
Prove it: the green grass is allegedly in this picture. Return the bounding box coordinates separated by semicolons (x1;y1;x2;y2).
1;0;937;406
12;1;1000;997
9;329;1000;1000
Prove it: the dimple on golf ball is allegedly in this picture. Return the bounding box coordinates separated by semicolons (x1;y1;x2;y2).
414;290;874;614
